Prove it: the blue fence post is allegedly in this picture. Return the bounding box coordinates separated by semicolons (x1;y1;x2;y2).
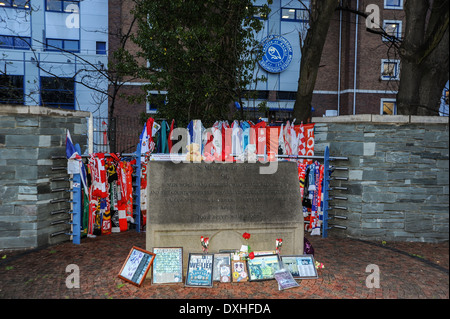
134;142;142;233
322;146;330;238
71;173;82;244
71;144;83;245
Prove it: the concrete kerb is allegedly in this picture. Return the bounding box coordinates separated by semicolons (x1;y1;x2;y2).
0;105;91;118
313;114;449;124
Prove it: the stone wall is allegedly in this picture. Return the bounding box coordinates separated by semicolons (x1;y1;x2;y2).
0;105;89;250
1;108;448;249
313;115;449;242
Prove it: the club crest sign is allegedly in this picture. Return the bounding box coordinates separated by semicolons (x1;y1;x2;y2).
259;35;293;73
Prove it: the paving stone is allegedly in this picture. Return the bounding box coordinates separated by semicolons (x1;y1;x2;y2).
0;232;447;300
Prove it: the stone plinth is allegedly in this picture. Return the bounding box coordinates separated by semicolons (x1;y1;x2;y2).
146;161;304;269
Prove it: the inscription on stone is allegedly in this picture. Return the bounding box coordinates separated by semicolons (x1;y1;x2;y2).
147;162;303;225
146;161;304;260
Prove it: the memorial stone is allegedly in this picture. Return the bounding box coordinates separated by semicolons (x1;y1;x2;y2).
146;161;304;269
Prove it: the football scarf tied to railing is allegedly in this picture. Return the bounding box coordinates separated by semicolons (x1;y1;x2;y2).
51;134;143;244
142;117;349;239
55;119;349;245
258;150;349;238
84;148;143;238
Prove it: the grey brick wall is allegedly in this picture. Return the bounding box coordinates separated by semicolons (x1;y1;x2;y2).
0;106;89;250
313;115;449;243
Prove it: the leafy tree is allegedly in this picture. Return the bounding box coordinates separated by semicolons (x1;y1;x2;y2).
132;0;269;127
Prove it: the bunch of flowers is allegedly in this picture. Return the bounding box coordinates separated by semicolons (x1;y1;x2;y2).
200;236;209;253
275;238;283;254
241;232;254;260
315;261;325;270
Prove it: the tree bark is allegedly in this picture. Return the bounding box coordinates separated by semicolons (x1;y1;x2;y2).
397;0;449;115
418;28;449;115
292;0;340;123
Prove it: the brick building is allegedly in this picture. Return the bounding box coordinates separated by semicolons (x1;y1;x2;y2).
107;0;407;150
313;0;404;117
1;0;109;151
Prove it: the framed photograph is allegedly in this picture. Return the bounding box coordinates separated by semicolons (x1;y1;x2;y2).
213;253;231;281
280;254;318;279
231;260;248;282
219;264;231;283
185;253;214;288
118;246;156;287
246;254;282;281
152;247;183;284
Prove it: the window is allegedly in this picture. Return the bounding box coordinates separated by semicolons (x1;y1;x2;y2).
252;6;268;20
46;0;61;11
281;8;309;22
40;76;75;109
46;39;63;50
46;38;79;52
383;20;402;41
63;40;79;52
384;0;403;9
0;0;30;8
277;91;297;100
242;90;269;100
146;92;167;113
0;35;31;50
14;37;31;49
0;75;24;104
381;99;397;115
46;0;79;12
96;41;106;55
381;59;400;80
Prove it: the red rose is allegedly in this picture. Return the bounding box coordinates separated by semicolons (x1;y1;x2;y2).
242;232;251;240
249;252;255;259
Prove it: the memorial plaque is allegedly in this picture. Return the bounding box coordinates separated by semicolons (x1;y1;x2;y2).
151;247;183;284
146;161;304;270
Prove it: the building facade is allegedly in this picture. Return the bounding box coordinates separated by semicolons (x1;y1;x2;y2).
0;0;108;119
108;0;412;124
249;0;406;119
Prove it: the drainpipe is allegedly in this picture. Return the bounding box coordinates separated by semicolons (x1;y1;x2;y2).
89;113;94;154
353;0;359;115
338;1;343;116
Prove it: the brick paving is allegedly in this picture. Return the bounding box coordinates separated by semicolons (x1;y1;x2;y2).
0;231;448;300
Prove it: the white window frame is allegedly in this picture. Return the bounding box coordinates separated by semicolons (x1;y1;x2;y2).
384;0;403;10
380;98;397;115
382;20;402;41
381;59;400;81
146;90;167;114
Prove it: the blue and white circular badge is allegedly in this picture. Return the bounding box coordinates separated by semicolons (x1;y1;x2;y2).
259;35;293;73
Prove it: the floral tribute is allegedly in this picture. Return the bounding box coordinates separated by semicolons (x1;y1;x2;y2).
241;232;254;260
200;236;209;253
315;261;325;270
275;238;283;254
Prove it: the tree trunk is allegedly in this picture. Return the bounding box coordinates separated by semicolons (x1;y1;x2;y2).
292;0;339;123
397;0;449;115
418;28;449;115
